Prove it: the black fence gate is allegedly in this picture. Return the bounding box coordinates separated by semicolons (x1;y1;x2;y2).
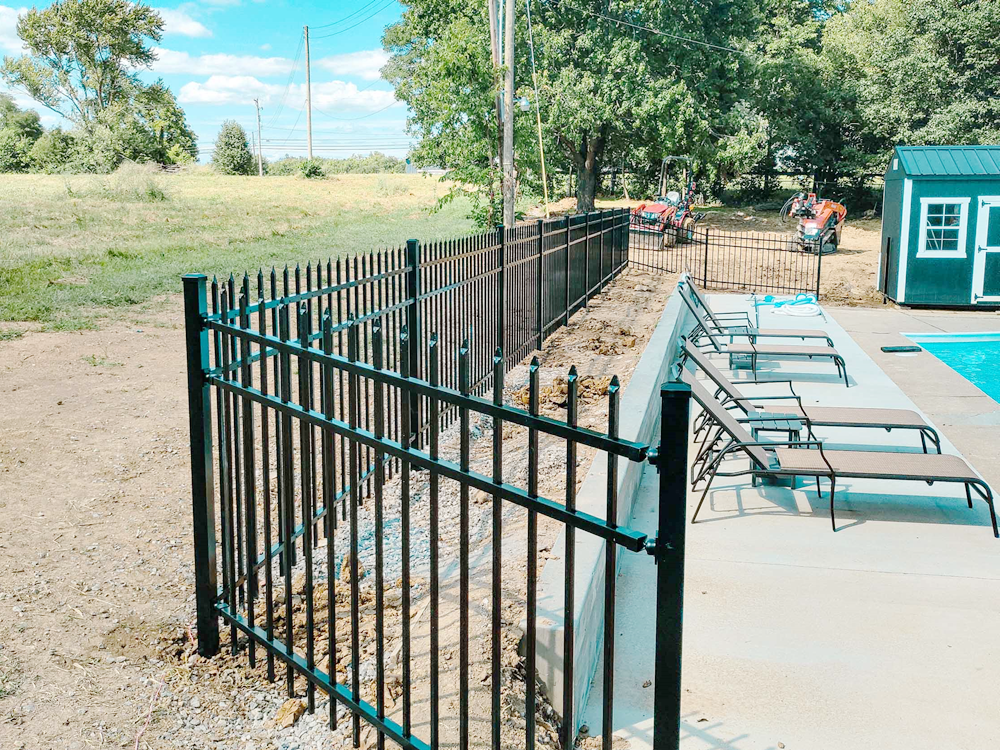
629;222;824;297
182;208;691;750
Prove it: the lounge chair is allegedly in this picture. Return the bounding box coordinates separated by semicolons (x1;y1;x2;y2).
679;370;998;537
681;340;941;453
679;276;834;348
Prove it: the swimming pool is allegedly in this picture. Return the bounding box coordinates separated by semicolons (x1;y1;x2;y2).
905;332;1000;404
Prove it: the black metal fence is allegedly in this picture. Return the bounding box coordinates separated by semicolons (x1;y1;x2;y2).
182;207;691;750
629;223;823;297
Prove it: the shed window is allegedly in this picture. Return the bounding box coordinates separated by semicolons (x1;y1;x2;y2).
917;197;970;258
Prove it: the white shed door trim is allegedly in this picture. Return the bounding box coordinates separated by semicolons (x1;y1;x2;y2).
972;196;1000;304
897;178;913;303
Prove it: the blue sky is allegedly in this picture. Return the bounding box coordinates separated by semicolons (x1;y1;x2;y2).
0;1;411;161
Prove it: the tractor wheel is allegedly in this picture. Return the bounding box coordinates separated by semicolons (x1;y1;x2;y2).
660;228;677;249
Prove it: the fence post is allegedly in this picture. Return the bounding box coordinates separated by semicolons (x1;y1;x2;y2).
183;273;220;657
405;239;421;446
584;212;590;307
536;218;545;349
564;217;571;324
652;382;691;750
599;211;606;293
498;224;507;355
702;227;710;287
816;236;824;299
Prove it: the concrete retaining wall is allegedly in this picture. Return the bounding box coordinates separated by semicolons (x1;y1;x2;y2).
531;286;695;729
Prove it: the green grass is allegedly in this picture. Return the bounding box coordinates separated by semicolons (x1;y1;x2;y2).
0;328;24;341
0;169;473;329
82;353;123;367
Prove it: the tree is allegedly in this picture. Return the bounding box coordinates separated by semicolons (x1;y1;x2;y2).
212;121;254;176
133;82;197;164
822;0;1000;159
1;0;162;127
0;93;43;141
384;0;766;220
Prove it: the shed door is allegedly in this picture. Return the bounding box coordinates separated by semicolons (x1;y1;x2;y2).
972;197;1000;303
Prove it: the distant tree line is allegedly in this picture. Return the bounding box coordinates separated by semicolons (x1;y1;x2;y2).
385;0;1000;223
0;0;196;174
210;121;407;178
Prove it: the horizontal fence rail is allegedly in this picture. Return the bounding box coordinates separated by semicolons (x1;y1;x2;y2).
629;222;823;297
183;269;678;750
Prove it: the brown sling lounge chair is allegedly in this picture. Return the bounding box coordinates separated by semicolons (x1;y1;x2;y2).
679;370;998;537
679;276;834;348
678;282;850;386
681;340;942;453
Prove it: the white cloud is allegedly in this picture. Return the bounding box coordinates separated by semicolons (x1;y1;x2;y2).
317;49;388;81
259;43;271;51
153;47;294;76
178;75;399;113
0;5;27;55
158;8;212;38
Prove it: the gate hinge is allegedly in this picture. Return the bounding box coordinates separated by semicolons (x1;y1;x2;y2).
646;447;660;470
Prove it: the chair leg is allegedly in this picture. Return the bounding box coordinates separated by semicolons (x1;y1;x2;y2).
692;479;713;523
966;483;973;509
920;431;928;454
829;476;837;532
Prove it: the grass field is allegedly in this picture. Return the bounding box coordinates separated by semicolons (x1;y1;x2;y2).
0;168;474;330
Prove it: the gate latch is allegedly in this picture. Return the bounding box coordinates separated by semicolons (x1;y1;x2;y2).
646;447;660;471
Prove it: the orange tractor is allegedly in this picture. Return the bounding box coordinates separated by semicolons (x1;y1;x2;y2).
779;192;847;254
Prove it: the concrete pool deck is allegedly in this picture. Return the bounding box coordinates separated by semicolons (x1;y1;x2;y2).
581;296;1000;750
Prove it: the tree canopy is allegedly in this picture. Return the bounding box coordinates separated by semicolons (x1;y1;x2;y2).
0;0;196;172
385;0;1000;223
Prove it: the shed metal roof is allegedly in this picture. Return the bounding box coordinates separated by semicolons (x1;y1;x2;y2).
896;146;1000;177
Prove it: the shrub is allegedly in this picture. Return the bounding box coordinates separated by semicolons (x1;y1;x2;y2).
28;128;74;173
212;121;254;176
0;128;32;172
300;159;325;179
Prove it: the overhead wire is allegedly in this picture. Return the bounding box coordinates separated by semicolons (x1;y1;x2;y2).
311;100;402;121
310;0;397;40
310;0;384;30
558;2;749;56
263;34;304;128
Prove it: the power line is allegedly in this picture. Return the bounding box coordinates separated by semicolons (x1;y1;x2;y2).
310;0;396;40
559;3;749;56
311;100;402;121
310;0;384;30
264;34;304;128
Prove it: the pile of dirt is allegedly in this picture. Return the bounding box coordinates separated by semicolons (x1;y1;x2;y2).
512;374;615;410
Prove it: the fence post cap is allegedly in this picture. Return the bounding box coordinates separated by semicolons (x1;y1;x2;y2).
661;382;692;396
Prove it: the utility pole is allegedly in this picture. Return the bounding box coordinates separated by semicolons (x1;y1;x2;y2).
501;0;515;226
304;25;313;160
488;0;503;223
254;98;264;177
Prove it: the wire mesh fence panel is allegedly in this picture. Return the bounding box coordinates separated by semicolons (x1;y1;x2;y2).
628;222;822;297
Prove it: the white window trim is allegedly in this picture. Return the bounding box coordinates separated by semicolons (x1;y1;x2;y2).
916;196;970;259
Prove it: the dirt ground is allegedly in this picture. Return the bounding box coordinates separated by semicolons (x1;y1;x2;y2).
0;268;676;750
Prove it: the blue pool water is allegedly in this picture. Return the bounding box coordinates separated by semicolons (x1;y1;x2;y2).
906;332;1000;404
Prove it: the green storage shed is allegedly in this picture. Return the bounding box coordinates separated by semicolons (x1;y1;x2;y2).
879;145;1000;307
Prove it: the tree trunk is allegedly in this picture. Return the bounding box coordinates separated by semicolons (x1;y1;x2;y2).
565;126;608;212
